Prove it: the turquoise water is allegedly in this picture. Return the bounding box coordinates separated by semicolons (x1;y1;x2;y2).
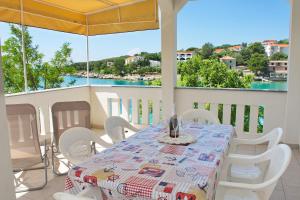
63;75;146;87
63;76;287;91
251;81;287;91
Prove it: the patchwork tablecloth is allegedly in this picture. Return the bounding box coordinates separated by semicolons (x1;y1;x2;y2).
65;124;235;200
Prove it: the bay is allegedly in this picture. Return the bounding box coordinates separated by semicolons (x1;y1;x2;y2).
63;75;287;91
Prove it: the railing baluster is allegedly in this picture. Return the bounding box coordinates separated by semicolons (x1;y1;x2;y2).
131;98;139;125
142;99;148;125
223;104;231;125
153;99;160;124
210;103;219;118
250;105;259;135
236;105;245;137
111;98;120;116
198;102;205;109
121;98;129;121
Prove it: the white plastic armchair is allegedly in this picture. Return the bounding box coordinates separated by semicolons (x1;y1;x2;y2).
228;128;283;183
179;109;220;125
104;116;139;144
216;144;291;200
229;128;283;154
59;127;110;165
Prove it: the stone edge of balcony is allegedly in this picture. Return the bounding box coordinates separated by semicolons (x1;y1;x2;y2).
4;84;287;97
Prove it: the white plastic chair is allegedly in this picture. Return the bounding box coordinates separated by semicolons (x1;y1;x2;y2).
104;116;139;144
59;127;110;165
216;144;291;200
228;128;283;183
179;109;220;125
229;128;283;154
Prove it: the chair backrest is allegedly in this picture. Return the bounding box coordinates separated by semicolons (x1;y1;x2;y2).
258;144;291;199
105;116;139;144
262;128;283;149
52;101;90;147
59;127;99;165
6;104;42;169
180;109;220;125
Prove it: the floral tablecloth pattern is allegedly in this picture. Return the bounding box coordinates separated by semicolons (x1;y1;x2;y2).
65;124;234;200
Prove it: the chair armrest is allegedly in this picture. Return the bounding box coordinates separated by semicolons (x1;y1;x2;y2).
223;154;267;173
232;137;266;146
230;137;267;153
127;124;139;132
218;181;261;190
226;153;264;165
93;137;112;149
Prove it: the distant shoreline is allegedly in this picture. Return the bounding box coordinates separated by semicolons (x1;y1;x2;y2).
72;71;161;81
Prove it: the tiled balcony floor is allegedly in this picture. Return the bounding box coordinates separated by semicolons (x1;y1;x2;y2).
15;132;300;200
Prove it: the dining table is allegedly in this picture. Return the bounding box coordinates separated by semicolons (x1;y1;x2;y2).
64;123;235;200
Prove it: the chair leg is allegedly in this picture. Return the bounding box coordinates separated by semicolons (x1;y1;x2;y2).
51;145;68;176
15;154;48;193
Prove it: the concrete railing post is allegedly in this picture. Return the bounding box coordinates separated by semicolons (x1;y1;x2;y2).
158;0;187;120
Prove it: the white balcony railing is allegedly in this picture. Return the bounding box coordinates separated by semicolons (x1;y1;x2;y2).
4;85;287;141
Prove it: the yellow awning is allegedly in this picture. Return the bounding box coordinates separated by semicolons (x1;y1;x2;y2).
0;0;159;35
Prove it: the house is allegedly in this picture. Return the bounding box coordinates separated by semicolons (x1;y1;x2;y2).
125;56;144;65
214;45;242;54
263;40;289;57
176;51;195;61
214;48;225;54
107;61;114;67
268;60;288;80
262;40;278;46
220;56;237;69
149;60;161;67
228;45;242;52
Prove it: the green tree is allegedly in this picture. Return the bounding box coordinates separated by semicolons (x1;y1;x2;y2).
112;57;126;76
2;25;43;93
178;56;253;88
278;39;289;44
186;47;199;52
240;42;266;65
200;43;214;59
39;43;75;89
247;53;269;75
2;25;75;92
247;42;266;55
141;52;161;61
270;52;288;61
147;79;161;86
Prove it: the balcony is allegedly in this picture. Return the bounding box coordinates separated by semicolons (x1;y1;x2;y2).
5;85;300;200
5;85;287;140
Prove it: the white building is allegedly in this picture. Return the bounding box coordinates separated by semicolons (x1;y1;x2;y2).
125;56;144;65
176;51;194;61
149;60;161;67
268;60;288;80
220;56;237;69
107;61;114;67
263;41;289;57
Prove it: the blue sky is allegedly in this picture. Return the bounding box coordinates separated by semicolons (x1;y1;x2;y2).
0;0;290;62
